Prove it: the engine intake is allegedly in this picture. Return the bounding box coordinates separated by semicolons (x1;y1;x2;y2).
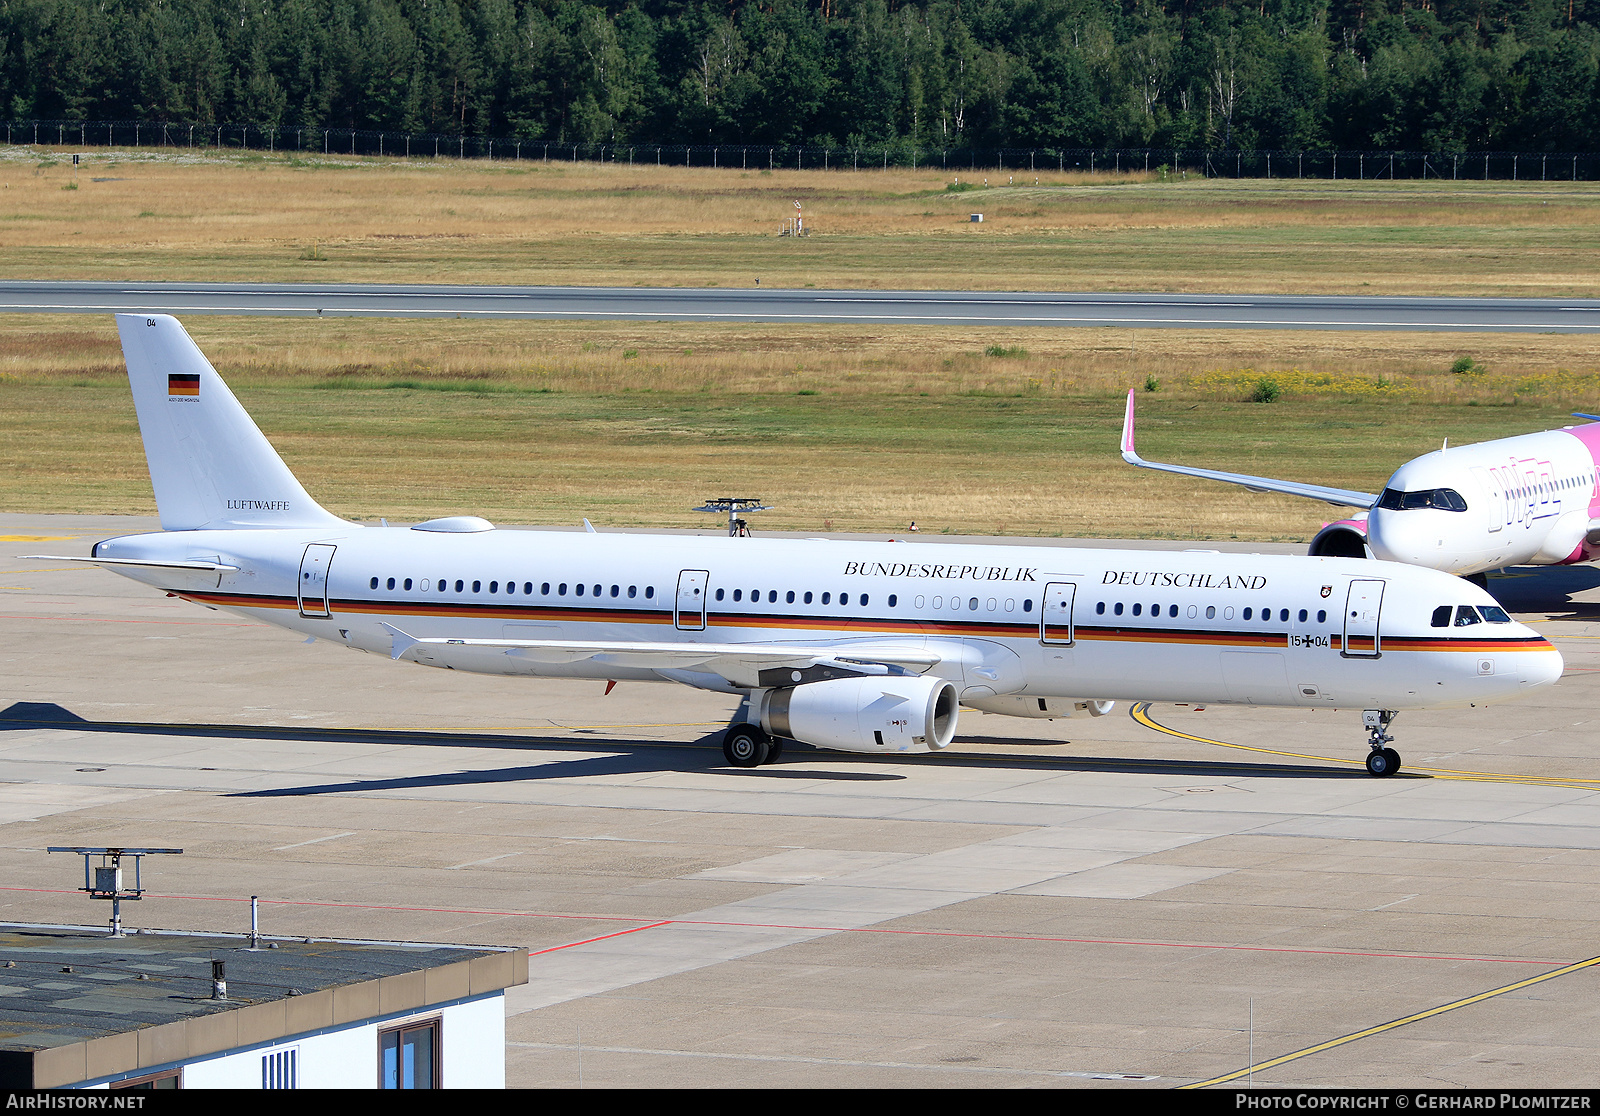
761;676;959;753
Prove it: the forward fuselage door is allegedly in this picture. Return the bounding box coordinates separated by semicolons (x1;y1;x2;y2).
1040;581;1077;645
1471;466;1503;533
675;569;709;631
298;543;336;619
1341;578;1384;658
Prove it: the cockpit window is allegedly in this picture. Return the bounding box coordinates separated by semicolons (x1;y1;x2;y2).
1454;606;1482;626
1430;606;1452;628
1378;487;1469;512
1480;605;1511;623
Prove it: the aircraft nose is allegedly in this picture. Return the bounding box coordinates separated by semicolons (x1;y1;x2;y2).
1367;510;1472;572
1364;511;1415;564
1521;643;1565;690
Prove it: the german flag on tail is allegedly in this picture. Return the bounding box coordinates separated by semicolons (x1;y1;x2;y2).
167;373;200;397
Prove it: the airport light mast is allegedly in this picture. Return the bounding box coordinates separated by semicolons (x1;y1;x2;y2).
694;497;772;537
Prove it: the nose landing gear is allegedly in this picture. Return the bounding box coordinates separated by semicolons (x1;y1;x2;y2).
1363;709;1401;776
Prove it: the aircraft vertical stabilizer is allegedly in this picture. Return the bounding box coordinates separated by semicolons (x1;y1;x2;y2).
116;313;346;531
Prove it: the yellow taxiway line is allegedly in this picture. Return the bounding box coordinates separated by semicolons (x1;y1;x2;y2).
1182;952;1600;1088
1130;702;1600;791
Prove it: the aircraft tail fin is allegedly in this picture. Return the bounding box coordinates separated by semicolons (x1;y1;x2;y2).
116;314;346;531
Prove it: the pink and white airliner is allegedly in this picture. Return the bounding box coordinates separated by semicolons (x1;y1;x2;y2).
1121;390;1600;582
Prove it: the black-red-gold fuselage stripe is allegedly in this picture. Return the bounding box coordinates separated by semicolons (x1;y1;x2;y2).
172;591;1555;654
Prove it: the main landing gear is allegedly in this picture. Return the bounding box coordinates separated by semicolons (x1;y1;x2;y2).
723;724;784;767
1363;709;1401;777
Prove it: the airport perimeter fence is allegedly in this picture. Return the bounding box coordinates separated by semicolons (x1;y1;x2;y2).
7;119;1600;182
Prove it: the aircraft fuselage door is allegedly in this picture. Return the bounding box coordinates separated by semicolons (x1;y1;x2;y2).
1040;582;1076;645
676;569;709;631
298;543;336;619
1471;466;1503;533
1342;578;1384;659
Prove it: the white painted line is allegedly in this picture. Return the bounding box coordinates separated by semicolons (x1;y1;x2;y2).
445;852;524;870
271;831;356;851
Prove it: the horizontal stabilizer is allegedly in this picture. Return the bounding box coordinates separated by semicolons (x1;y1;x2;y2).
1121;389;1377;509
20;554;240;572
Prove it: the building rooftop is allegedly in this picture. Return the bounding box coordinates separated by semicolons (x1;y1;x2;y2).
0;923;526;1088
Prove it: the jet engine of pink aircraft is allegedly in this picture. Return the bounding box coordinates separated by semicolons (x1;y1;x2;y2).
1120;390;1600;583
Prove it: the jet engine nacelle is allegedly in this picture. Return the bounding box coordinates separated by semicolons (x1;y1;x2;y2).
761;675;959;753
1308;516;1372;560
1535;510;1591;565
963;694;1115;719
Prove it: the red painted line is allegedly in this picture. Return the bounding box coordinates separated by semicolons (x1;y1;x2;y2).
0;613;258;626
0;887;1549;966
528;921;672;956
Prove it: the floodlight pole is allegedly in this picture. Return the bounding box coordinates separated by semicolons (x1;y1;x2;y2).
47;847;183;937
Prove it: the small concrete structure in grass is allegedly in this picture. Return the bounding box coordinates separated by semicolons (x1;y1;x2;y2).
0;924;527;1089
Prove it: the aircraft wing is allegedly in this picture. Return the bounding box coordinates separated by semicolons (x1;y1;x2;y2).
379;623;942;690
1120;389;1378;509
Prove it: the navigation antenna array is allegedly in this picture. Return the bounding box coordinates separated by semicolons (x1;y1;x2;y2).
694;497;772;537
781;199;807;237
47;847;183;937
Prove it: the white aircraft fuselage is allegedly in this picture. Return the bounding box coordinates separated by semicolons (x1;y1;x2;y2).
91;524;1559;716
1366;426;1600;574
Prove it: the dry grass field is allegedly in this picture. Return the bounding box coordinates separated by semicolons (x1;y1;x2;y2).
5;145;1600;295
3;146;1598;538
1;314;1594;538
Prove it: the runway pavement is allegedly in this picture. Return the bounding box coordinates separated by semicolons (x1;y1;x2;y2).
4;515;1600;1088
2;280;1598;332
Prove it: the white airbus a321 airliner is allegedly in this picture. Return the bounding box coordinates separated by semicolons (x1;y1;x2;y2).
1121;389;1600;582
29;317;1565;778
